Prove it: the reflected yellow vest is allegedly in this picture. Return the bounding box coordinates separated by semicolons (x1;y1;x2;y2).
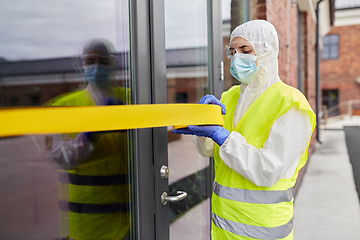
212;82;315;240
49;88;131;240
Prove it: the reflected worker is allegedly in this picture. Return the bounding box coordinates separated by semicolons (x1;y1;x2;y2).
173;20;316;240
46;38;131;240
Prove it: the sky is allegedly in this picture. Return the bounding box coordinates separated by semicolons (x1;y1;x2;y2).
0;0;231;61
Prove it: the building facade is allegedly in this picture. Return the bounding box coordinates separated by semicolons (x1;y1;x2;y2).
321;1;360;115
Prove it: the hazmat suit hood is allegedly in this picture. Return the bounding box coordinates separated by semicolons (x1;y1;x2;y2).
230;20;281;119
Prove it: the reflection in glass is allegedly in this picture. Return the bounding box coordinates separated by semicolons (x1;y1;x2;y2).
0;1;134;240
44;39;132;240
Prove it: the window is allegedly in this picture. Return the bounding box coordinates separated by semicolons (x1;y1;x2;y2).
322;89;339;116
10;96;19;106
322;34;339;59
30;95;40;106
175;92;188;103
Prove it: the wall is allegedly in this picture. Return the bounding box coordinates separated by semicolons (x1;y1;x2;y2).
250;0;319;186
320;24;360;114
251;0;317;141
303;12;317;113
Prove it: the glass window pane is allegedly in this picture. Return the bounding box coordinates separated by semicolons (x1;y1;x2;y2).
323;36;330;44
165;0;211;239
330;46;338;59
0;1;135;240
330;34;339;44
322;47;330;59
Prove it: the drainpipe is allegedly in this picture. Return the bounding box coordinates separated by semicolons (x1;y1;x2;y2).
315;0;324;143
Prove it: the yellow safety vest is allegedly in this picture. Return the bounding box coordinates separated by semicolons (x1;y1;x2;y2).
48;88;131;240
212;81;316;240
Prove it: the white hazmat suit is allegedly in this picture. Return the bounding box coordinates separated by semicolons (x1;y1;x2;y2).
194;20;313;187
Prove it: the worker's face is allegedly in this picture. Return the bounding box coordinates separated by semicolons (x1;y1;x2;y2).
229;37;257;66
82;50;114;88
83;50;111;66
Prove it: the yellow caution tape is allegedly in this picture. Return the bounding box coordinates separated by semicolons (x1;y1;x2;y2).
0;104;223;137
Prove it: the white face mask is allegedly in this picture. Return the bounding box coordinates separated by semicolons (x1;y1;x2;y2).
230;53;258;84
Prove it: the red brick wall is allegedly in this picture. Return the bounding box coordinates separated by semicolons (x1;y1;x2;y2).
252;0;317;108
267;0;291;85
253;0;266;20
251;0;318;185
303;12;317;145
252;0;300;88
304;12;317;111
320;24;360;114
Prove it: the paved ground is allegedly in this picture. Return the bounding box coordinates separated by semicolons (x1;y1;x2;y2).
294;116;360;240
0;135;59;240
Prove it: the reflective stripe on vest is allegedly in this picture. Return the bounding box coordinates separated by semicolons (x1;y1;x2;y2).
58;172;131;214
212;212;293;239
213;181;293;204
59;201;130;213
58;172;129;186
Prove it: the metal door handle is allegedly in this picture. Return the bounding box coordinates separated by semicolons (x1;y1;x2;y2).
161;191;187;205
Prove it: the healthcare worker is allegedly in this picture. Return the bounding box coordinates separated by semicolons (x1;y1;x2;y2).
173;20;316;240
46;38;131;240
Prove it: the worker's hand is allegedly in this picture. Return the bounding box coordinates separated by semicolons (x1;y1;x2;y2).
105;97;124;105
84;131;101;141
172;125;230;146
199;95;226;115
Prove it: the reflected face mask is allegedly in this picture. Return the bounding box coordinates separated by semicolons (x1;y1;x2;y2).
84;63;112;87
230;53;258;84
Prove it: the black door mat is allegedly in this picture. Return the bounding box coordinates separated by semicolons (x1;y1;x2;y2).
344;126;360;201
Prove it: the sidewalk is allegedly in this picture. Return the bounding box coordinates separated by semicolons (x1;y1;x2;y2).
294;116;360;240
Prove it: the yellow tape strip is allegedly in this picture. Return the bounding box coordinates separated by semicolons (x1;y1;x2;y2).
0;104;223;137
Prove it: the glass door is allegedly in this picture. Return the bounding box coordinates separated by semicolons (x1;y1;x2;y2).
0;0;224;239
159;0;223;239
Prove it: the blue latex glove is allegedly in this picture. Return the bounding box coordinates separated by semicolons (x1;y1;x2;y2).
172;125;230;146
199;95;226;115
84;131;101;141
105;97;124;105
84;97;125;141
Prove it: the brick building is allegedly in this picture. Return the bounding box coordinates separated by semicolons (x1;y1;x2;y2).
321;1;360;115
